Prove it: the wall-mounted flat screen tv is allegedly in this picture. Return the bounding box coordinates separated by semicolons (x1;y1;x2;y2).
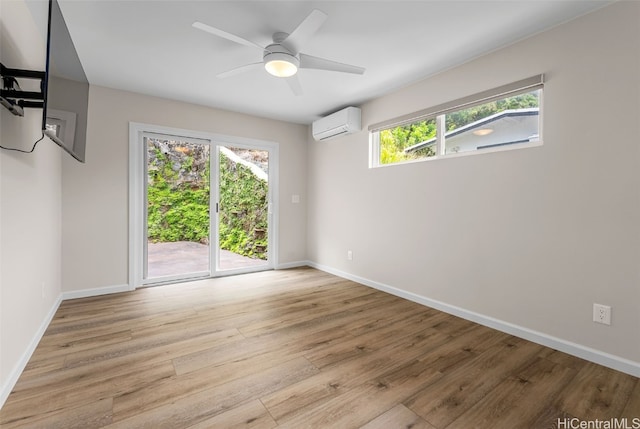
42;0;89;163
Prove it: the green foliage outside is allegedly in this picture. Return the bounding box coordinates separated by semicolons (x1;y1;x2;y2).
218;152;268;259
147;145;210;244
380;91;539;164
380;119;436;164
147;141;268;260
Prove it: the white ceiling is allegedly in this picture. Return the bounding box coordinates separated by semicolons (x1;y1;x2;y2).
58;0;610;125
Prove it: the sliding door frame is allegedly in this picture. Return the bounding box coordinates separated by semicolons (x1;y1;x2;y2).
128;122;279;289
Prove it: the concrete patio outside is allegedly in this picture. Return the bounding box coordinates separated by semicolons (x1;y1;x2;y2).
147;241;266;278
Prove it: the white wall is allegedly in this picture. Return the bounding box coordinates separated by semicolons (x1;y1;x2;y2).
308;1;640;368
61;85;308;293
0;0;62;406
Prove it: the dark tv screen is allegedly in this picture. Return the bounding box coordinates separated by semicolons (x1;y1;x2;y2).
42;0;89;163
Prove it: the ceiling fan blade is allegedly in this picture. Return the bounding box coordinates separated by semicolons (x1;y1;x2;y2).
216;62;263;79
193;21;263;50
285;75;303;96
282;9;327;54
299;54;365;75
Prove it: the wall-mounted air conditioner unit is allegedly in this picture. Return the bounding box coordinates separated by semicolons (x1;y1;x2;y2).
312;106;361;141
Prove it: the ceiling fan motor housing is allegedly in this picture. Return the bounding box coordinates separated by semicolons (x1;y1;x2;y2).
263;45;299;65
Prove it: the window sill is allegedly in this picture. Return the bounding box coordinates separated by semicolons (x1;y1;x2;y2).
370;140;543;169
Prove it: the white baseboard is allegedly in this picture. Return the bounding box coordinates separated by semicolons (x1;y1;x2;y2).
61;283;132;300
0;294;63;409
276;260;309;270
307;261;640;378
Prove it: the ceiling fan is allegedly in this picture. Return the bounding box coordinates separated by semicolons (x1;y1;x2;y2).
192;9;365;96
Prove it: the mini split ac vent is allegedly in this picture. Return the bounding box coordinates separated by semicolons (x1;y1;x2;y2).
312;107;361;141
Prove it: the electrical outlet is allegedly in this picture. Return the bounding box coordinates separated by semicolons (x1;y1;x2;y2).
593;303;611;325
347;250;353;261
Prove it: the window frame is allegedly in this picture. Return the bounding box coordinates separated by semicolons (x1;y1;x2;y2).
369;75;544;167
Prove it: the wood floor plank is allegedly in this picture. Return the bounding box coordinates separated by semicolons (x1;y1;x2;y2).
181;285;371;338
237;289;388;337
17;356;66;380
188;271;361;313
39;307;199;348
62;317;237;369
112;326;350;421
446;357;577;428
9;328;242;402
185;400;277;429
261;328;452;422
1;361;174;426
1;398;113;429
240;294;400;336
538;348;589;372
268;324;495;427
1;267;637;429
359;404;436;429
274;342;473;429
303;308;443;369
171;323;352;376
554;362;638;421
526;406;576;429
112;349;294;421
404;337;544;428
44;301;195;336
622;380;640;417
109;357;318;428
275;371;443;428
27;330;133;365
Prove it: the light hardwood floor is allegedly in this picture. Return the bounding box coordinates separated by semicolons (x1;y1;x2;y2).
1;267;638;428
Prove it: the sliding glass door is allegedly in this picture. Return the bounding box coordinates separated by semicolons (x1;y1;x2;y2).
130;125;277;287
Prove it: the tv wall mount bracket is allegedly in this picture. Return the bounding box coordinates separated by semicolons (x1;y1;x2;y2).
0;62;45;117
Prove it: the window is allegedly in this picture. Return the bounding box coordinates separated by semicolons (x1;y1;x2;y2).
369;75;543;167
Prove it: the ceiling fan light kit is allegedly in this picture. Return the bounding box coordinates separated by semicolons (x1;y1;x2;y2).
264;50;299;78
193;9;365;94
